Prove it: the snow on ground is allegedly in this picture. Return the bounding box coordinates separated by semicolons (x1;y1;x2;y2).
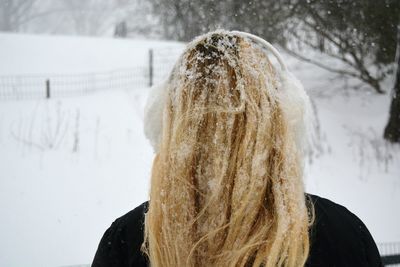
0;33;181;75
0;33;399;267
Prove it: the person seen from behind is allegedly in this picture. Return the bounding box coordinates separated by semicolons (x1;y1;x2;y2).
92;30;382;267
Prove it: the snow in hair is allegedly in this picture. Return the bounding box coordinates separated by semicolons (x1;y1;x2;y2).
144;30;313;160
142;30;313;267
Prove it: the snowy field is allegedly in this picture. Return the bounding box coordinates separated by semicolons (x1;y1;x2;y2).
0;33;399;267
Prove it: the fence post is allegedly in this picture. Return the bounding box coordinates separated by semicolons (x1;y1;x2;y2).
149;49;153;87
46;79;50;99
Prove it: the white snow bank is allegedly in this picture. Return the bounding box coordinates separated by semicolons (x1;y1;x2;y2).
0;32;183;75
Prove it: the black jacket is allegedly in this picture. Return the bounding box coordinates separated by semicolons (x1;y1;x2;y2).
92;194;382;267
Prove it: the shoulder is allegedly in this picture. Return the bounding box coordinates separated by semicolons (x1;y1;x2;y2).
308;194;361;224
307;194;372;237
113;201;149;230
306;194;382;267
92;202;149;267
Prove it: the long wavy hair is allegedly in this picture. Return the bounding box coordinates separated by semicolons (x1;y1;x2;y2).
142;31;313;267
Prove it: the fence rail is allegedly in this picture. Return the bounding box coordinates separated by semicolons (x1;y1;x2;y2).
378;242;400;266
0;67;148;100
0;47;182;100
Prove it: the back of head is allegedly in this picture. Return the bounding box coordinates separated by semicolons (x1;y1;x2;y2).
143;30;311;267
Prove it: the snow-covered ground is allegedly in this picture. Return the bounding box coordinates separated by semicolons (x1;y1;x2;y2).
0;33;399;267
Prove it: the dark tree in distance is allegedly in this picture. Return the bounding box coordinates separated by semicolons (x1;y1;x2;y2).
384;25;400;143
284;0;399;94
0;0;39;31
147;0;292;44
147;0;224;41
227;0;293;45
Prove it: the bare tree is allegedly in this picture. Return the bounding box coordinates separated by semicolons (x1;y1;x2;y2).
147;0;292;42
60;0;121;36
147;0;227;41
283;0;399;94
116;0;162;38
384;25;400;143
0;0;40;31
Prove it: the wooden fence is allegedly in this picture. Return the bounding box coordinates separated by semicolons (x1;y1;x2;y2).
0;47;181;100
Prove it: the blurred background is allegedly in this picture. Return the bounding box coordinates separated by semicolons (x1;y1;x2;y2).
0;0;399;266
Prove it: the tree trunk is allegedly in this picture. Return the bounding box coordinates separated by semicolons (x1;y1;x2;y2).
384;25;400;143
0;2;13;31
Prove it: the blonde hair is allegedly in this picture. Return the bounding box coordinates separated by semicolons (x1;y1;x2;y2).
143;32;313;267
